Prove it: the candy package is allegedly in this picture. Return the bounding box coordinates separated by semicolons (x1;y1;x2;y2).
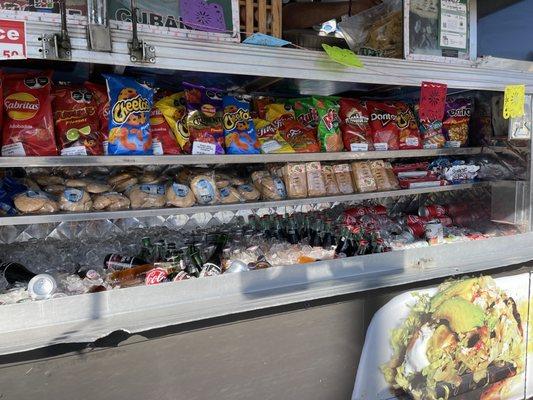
52;84;104;156
104;74;154;155
184;82;225;155
155;92;190;153
254;119;295;153
396;102;421;150
289;98;319;129
2;71;58;156
313;97;343;152
84;82;110;153
443;98;472;147
339;98;373;151
223;94;260;154
367;101;399;151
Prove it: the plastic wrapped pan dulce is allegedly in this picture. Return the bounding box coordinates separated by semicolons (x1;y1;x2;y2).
369;160;399;191
306;162;327;197
282;164;308;199
93;192;131;211
190;174;219;205
59;188;93;212
219;185;242;204
333;164;354;194
14;190;59;214
351;161;378;193
322;165;340;195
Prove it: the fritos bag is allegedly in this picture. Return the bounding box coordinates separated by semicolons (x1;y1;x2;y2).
223;94;260;154
150;106;182;155
2;71;58;156
396;102;421;150
367;101;399;151
53;84;104;156
155;92;190;153
84;82;110;153
184;82;225;155
104;74;154;155
339;98;373;151
313;97;343;152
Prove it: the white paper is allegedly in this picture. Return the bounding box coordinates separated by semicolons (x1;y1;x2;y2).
103;141;109;155
350;143;368;152
152;141;164;155
445;141;461;148
1;142;25;156
261;140;282;154
405;137;419;147
374;143;388;151
192;141;216;155
61;146;87;156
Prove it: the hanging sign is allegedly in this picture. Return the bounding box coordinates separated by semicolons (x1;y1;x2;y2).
0;19;26;60
503;84;526;119
419;81;448;121
322;44;363;68
439;0;468;50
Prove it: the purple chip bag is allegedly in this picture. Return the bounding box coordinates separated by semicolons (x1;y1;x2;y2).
184;82;225;155
443;98;473;148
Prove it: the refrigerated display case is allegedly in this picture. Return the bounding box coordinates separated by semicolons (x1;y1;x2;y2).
0;5;532;399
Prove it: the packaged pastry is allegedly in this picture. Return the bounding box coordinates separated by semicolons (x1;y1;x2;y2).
223;94;260;154
93;192;131;211
64;178;89;188
127;184;166;209
283;164;308;199
59;188;93;212
333;164;354;194
108;172;139;193
237;184;261;202
306;162;327;197
219;186;242;204
313;97;343;152
14;190;59;214
369;160;399;191
351;161;377;193
322;165;340;195
140;172;163;184
251;170;270;189
86;181;112;194
215;172;232;189
339;98;373;151
257;175;286;200
34;175;64;187
165;183;196;208
155;92;190;153
190;175;219;205
44;185;66;196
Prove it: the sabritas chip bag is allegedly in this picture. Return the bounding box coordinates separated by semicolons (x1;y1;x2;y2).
84;82;110;153
150;106;182;155
2;71;58;156
155;92;190;153
288;98;319;129
254;118;294;153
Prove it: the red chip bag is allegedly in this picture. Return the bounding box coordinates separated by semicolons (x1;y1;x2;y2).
52;84;104;155
396;102;421;150
150;106;182;155
339;98;373;151
83;82;110;153
367;101;399;151
2;71;58;156
0;71;3;132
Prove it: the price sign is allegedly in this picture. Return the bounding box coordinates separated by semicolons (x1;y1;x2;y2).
0;19;26;60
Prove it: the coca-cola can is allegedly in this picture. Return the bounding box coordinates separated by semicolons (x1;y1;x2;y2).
145;267;168;285
418;204;447;218
366;205;387;215
402;215;426;225
434;216;453;227
407;222;426;238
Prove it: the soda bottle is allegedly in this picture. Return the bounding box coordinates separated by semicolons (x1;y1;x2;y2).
187;245;204;278
152;241;166;263
138;237;153;262
321;223;333;249
335;227;350;256
0;262;37;285
104;254;148;270
357;239;369;256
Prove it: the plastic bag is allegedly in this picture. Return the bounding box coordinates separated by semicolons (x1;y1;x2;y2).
223;94;260;154
84;82;110;154
3;71;58;156
414;103;446;149
254;119;295;153
93;192;131;211
53;84;104;155
184;82;225;155
333;164;355;194
306;162;327;197
127;184;167;209
104;74;154;155
283;164;308;199
396;102;422;150
166;182;196;207
155;92;190;153
339;98;373;151
313;97;343;152
443;98;472;147
288;98;319;129
150;106;182;155
369;160;399;190
322;165;340;195
351;161;378;193
59;188;93;211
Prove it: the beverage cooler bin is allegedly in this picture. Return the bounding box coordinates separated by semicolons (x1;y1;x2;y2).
0;2;532;399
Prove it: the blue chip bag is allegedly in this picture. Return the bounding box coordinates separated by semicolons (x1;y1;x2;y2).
104;74;154;155
0;177;27;216
223;94;260;154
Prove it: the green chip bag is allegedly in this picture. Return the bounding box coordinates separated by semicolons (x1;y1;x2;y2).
288;98;319;129
313;97;343;152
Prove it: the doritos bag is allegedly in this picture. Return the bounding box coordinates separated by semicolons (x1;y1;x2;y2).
339;98;373;151
104;74;154;155
223;94;260;154
313;97;343;152
84;82;110;154
184;82;225;155
155;92;190;153
150;106;182;155
2;71;58;156
396;102;421;150
368;101;399;151
52;84;104;155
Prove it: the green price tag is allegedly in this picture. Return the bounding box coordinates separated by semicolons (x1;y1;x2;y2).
322;44;364;68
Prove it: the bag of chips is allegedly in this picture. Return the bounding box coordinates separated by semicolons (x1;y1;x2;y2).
396;102;421;150
184;82;225;155
289;98;319;129
2;71;58;156
252;96;274;120
104;74;154;155
414;103;446;149
52;84;104;156
313;97;343;152
339;98;373;151
150;106;182;155
443;98;472;147
223;94;260;154
254;119;295;153
84;82;110;153
155;92;190;153
0;71;3;134
367;101;399;151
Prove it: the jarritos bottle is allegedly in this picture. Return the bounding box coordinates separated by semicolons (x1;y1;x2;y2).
104;254;149;270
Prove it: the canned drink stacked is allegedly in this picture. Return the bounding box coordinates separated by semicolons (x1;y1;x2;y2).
418;204;447;218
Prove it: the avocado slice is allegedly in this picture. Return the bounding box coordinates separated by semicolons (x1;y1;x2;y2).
430;278;478;312
433;297;484;333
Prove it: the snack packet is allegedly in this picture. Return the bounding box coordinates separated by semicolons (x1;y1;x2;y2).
351;161;377;193
415;103;446;149
150;106;181;155
53;84;104;156
254;119;295;153
339;98;373;151
3;71;58;156
184;82;225;154
289;98;319;129
104;74;154;155
155;92;190;153
368;101;399;151
306;162;327;197
84;82;110;153
223;94;260;154
252;96;274;120
313;97;343;152
443;98;472;147
396;102;421;150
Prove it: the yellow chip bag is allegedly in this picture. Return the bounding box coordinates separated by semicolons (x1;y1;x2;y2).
155;93;190;153
254;118;295;154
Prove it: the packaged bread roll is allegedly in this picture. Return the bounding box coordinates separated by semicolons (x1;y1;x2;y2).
190;175;219;205
306;162;327;197
64;178;88;188
59;188;93;212
214;172;232;189
333;164;354;194
219;186;242;204
322;165;340;195
140;172;163;184
108;172;139;193
127;184;167;209
251;170;270;189
351;161;377;193
283;164;308;199
33;175;64;187
369;160;400;191
14;190;59;214
165;183;196;208
22;178;40;191
86;181;112;194
237;184;261;201
44;184;66;196
259;175;286;200
93;192;131;211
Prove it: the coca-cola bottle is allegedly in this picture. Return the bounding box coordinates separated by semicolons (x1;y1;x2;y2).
0;262;37;285
104;254;148;270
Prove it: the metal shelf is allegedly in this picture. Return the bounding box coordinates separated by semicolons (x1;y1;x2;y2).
0;147;487;167
10;11;533;92
0;182;486;226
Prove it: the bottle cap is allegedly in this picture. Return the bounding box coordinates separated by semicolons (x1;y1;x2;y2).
28;274;57;300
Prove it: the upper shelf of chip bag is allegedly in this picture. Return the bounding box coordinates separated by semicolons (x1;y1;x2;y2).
6;9;533;93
